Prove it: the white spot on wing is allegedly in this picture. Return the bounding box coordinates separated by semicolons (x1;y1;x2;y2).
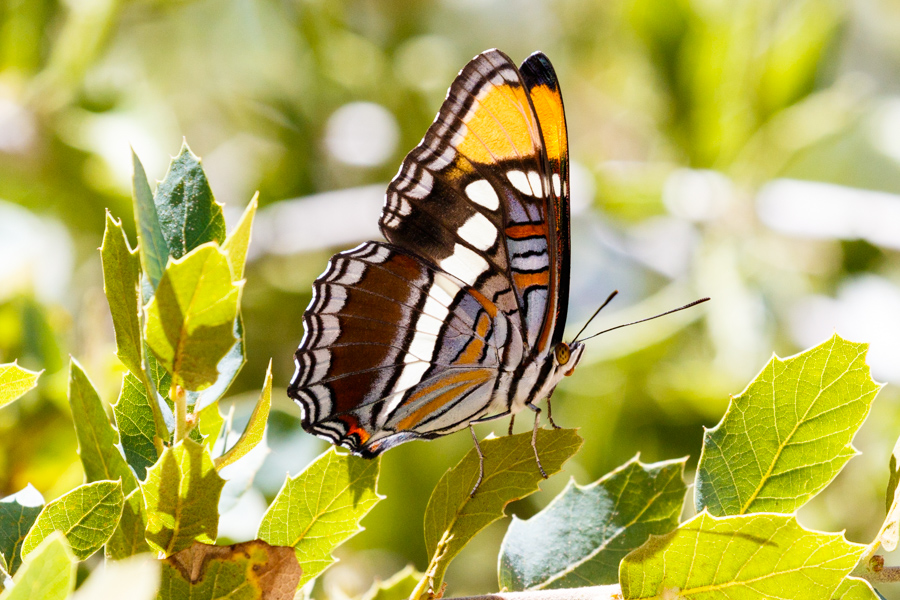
527;171;543;196
507;170;533;196
457;212;497;251
552;173;561;197
440;243;489;286
466;179;500;210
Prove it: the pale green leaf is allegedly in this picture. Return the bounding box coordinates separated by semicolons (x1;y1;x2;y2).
105;489;151;560
132;150;169;289
222;193;257;281
71;555;160;600
142;439;225;556
159;540;302;600
215;360;271;469
144;243;242;391
0;491;43;575
620;512;866;599
499;455;686;590
154;142;226;259
0;533;74;600
196;401;224;451
361;565;422;600
0;362;42;408
101;211;143;378
113;373;160;480
21;480;124;561
878;433;900;554
834;577;881;600
68;360;138;495
695;334;881;515
257;447;382;587
421;428;582;595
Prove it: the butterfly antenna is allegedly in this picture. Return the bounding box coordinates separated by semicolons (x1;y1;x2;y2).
570;290;619;344
575;297;710;344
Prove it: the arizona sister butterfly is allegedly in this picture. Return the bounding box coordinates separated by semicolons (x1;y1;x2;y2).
288;49;706;494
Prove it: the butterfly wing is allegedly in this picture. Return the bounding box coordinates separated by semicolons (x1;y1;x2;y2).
289;49;571;455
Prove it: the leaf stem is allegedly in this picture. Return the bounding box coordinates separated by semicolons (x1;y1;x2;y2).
172;384;187;442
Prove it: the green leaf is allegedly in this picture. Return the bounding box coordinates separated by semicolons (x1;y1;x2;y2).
196;401;224;451
105;489;151;560
154;142;226;260
834;577;881;600
159;540;302;600
695;334;881;516
113;373;160;481
101;211;144;378
222;193;257;281
257;448;382;588
0;489;43;575
21;480;124;561
619;512;866;599
420;428;582;596
184;315;246;410
499;455;686;590
67;360;138;495
215;360;271;469
0;533;74;600
361;565;423;600
71;554;160;600
887;434;900;515
144;243;242;391
132;150;169;289
142;439;225;556
0;362;42;408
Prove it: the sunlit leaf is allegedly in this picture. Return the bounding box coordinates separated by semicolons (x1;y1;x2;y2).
0;362;42;408
132;150;169;289
144;243;242;391
257;447;382;588
0;533;74;600
185;315;246;411
71;554;160;600
361;565;422;600
222;193;257;281
0;489;43;575
196;401;224;452
421;428;582;595
159;540;301;600
154;142;226;259
499;455;686;590
215;360;271;469
834;577;881;600
113;373;160;480
67;359;138;494
21;480;124;561
142;439;225;556
619;512;866;599
101;211;143;378
695;334;881;516
105;489;151;560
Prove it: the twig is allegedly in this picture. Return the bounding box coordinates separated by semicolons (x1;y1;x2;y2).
859;565;900;584
443;585;622;600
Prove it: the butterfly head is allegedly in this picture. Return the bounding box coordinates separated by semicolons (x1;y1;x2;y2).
553;341;584;377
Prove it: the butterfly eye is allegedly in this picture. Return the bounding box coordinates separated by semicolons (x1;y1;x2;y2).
554;343;570;365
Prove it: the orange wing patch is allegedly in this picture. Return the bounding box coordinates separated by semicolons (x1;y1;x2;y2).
396;370;493;431
456;83;539;166
529;84;567;166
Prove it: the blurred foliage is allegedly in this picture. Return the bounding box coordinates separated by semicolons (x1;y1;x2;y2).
3;0;900;597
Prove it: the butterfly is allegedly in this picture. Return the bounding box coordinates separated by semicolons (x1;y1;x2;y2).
289;49;583;492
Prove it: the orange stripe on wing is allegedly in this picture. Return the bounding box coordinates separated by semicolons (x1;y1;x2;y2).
396;370;492;431
513;270;550;291
506;223;548;239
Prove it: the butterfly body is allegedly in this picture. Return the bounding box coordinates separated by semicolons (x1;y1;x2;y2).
289;49;582;460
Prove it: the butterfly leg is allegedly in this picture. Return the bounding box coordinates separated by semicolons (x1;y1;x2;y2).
545;394;562;429
507;414;516;436
468;424;485;497
526;403;548;479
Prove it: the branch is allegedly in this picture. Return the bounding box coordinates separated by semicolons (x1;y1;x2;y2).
445;585;622;600
860;565;900;584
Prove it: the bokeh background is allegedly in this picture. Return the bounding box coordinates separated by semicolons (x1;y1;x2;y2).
3;0;900;596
